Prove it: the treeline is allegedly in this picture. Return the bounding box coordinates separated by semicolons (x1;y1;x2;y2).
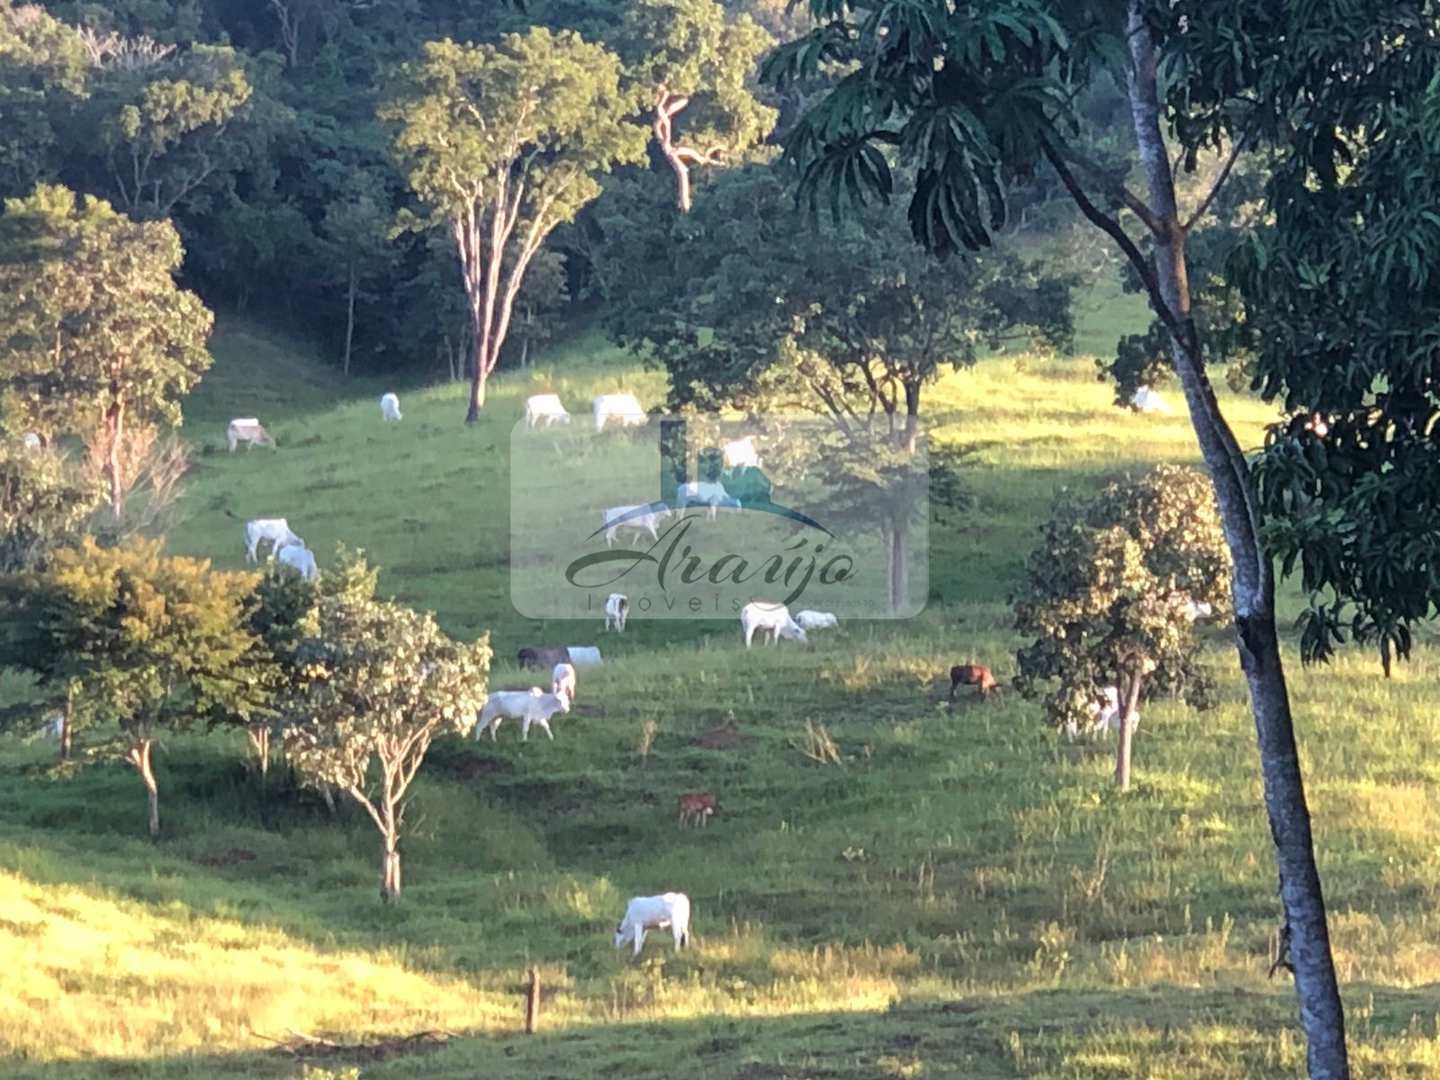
0;0;815;377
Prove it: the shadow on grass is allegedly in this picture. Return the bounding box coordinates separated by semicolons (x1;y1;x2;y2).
11;984;1440;1080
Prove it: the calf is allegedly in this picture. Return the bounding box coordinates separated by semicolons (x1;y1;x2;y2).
603;504;671;546
678;479;740;519
949;664;999;701
614;892;691;957
794;610;838;632
605;593;629;632
276;542;318;582
380;393;402;421
477;688;571;741
243;518;304;563
677;792;716;828
226;418;276;453
551;661;576;703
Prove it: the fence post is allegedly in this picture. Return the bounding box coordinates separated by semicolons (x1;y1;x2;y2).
525;966;541;1034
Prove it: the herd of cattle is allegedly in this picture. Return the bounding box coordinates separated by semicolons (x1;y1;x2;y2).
221;391;845;954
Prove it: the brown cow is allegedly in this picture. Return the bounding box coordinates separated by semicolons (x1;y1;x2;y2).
949;664;999;701
677;792;717;828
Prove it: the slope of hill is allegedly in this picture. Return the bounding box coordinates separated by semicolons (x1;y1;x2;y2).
5;315;1440;1079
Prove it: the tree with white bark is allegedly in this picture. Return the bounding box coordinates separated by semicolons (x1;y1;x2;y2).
383;29;647;422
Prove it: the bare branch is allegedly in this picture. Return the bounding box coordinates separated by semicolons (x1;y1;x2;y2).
1183;130;1251;232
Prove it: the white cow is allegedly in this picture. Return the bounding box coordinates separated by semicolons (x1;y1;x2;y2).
477;688;571;741
227;418;276;453
794;610;838;632
614;892;691;957
566;646;603;667
604;593;629;632
1130;386;1170;414
1182;599;1214;622
593;393;647;432
603;504;671;546
243;518;304;563
551;662;576;703
722;436;761;469
525;393;571;428
21;432;42;452
276;542;319;582
740;602;807;648
678;479;740;520
380;393;402;421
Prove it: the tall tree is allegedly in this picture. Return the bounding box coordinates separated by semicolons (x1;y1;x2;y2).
0;441;103;574
766;3;1352;1073
617;0;775;211
383;29;646;421
316;186;393;375
13;537;267;837
1013;465;1230;789
0;184;213;520
274;550;492;901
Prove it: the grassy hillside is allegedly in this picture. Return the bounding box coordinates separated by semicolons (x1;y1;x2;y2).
5;312;1440;1079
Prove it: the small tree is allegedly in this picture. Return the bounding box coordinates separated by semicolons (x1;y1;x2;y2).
276;550;491;901
1013;466;1230;791
0;184;213;521
383;29;647;422
18;537;267;835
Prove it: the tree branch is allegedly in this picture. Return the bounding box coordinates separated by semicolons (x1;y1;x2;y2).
1039;136;1191;352
1183;129;1251;232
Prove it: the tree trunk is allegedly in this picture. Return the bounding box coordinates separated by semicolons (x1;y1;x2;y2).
247;726;270;783
901;381;921;454
59;685;73;762
105;396;124;523
343;263;356;376
127;738;159;839
887;515;909;615
1122;6;1349;1075
1113;674;1143;791
380;830;402;902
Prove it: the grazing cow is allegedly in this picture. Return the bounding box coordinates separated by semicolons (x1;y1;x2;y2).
477;688;571;741
739;602;807;648
593;393;647;432
949;664;999;701
21;432;42;452
677;479;740;519
1182;599;1214;622
794;610;838;632
1130;386;1170;414
226;418;276;453
518;646;570;671
525;393;571;428
243;518;304;563
722;436;761;469
551;662;576;703
677;792;716;828
605;593;629;632
380;393;402;421
614;892;691;957
566;646;603;667
603;504;671;546
276;542;319;582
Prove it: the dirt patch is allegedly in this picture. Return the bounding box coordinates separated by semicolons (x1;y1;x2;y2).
191;847;257;868
692;721;753;750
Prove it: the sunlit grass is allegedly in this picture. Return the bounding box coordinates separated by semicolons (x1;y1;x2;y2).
6;310;1440;1077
